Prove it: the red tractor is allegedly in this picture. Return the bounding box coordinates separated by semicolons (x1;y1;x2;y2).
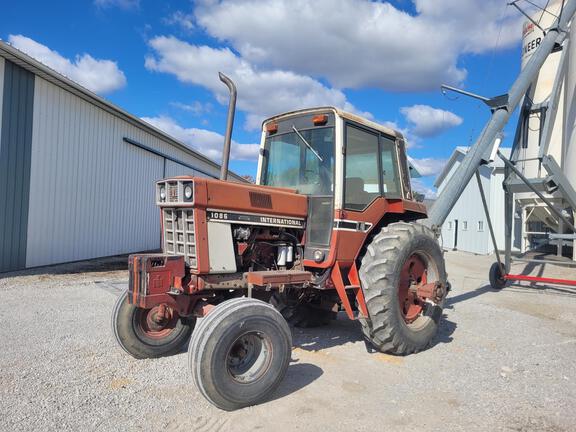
112;83;448;410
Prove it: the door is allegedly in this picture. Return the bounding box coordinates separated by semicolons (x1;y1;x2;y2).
453;219;459;250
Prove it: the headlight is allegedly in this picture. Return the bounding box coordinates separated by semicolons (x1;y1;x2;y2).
159;186;166;200
184;184;193;200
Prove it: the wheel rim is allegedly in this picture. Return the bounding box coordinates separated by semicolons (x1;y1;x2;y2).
226;332;273;384
399;253;429;324
136;305;179;340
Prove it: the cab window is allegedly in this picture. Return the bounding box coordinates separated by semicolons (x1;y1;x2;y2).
344;125;380;210
380;136;401;198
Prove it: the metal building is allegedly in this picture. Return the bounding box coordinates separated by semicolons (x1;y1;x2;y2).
0;41;244;273
434;147;518;255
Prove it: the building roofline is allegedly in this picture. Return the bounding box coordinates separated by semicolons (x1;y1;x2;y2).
434;148;466;188
434;146;513;187
0;40;246;182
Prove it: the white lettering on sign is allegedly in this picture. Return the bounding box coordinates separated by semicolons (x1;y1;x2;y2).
210;212;228;220
259;216;302;227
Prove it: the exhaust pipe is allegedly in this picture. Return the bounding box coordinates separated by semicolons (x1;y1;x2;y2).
219;72;237;181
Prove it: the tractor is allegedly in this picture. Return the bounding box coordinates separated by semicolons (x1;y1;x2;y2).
112;76;448;411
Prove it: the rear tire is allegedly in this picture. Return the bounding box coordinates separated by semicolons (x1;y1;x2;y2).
489;262;507;290
112;290;194;359
359;222;447;355
188;297;292;411
270;292;335;328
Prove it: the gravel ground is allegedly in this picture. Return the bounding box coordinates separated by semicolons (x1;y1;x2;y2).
1;251;575;431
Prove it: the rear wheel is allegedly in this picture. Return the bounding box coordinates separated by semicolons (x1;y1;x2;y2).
359;222;447;355
489;262;507;290
112;290;194;359
270;291;335;328
188;297;292;411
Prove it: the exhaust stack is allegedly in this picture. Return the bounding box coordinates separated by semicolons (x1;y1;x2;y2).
219;72;237;181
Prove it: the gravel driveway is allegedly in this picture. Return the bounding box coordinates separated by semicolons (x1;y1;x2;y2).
1;251;575;431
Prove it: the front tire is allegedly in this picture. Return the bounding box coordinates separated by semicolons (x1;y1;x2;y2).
188;297;292;411
359;222;447;355
112;290;194;359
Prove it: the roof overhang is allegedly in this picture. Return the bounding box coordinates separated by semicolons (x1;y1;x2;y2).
0;40;247;182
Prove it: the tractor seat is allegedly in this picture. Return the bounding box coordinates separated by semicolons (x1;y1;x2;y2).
345;177;371;208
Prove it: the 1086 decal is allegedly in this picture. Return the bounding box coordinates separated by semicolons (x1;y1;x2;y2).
207;210;304;228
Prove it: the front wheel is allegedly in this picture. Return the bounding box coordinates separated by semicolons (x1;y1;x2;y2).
489;262;507;290
112;290;194;359
188;297;292;411
359;222;448;355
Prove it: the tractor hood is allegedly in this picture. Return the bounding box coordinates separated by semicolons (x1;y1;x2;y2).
156;176;308;224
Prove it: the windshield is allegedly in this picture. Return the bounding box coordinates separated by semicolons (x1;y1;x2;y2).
262;127;334;195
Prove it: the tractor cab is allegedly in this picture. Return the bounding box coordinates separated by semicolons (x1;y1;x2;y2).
257;107;424;267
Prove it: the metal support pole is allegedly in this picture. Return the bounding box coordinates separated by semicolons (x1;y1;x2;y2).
498;150;576;232
504;165;514;273
219;72;237;181
521;206;528;253
427;0;575;229
475;170;502;268
558;219;564;256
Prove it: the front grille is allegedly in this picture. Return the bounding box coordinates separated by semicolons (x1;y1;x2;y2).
163;208;197;268
167;182;179;203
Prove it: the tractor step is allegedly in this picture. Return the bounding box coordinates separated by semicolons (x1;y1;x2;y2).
246;270;312;287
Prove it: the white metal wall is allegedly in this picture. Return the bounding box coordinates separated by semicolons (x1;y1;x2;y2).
26;77;221;267
439;154;493;255
489;168;520;251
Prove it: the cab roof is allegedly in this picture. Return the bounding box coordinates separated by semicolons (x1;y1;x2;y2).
262;106;404;141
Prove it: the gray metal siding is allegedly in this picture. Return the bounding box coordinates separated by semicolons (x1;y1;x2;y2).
165;159;212;178
26;77;225;268
0;57;4;153
0;60;35;272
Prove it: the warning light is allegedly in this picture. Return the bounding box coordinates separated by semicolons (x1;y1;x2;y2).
266;122;278;133
312;114;328;125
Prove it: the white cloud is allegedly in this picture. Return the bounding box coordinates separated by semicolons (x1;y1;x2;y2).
8;35;126;95
408;156;447;177
145;36;371;130
170;101;213;115
193;0;524;91
163;11;195;33
380;119;419;148
411;178;437;199
94;0;139;10
141;115;260;161
401;105;462;138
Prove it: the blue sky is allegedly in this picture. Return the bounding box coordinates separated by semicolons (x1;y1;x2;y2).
1;0;538;196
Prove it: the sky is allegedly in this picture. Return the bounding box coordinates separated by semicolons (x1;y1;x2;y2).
1;0;545;197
